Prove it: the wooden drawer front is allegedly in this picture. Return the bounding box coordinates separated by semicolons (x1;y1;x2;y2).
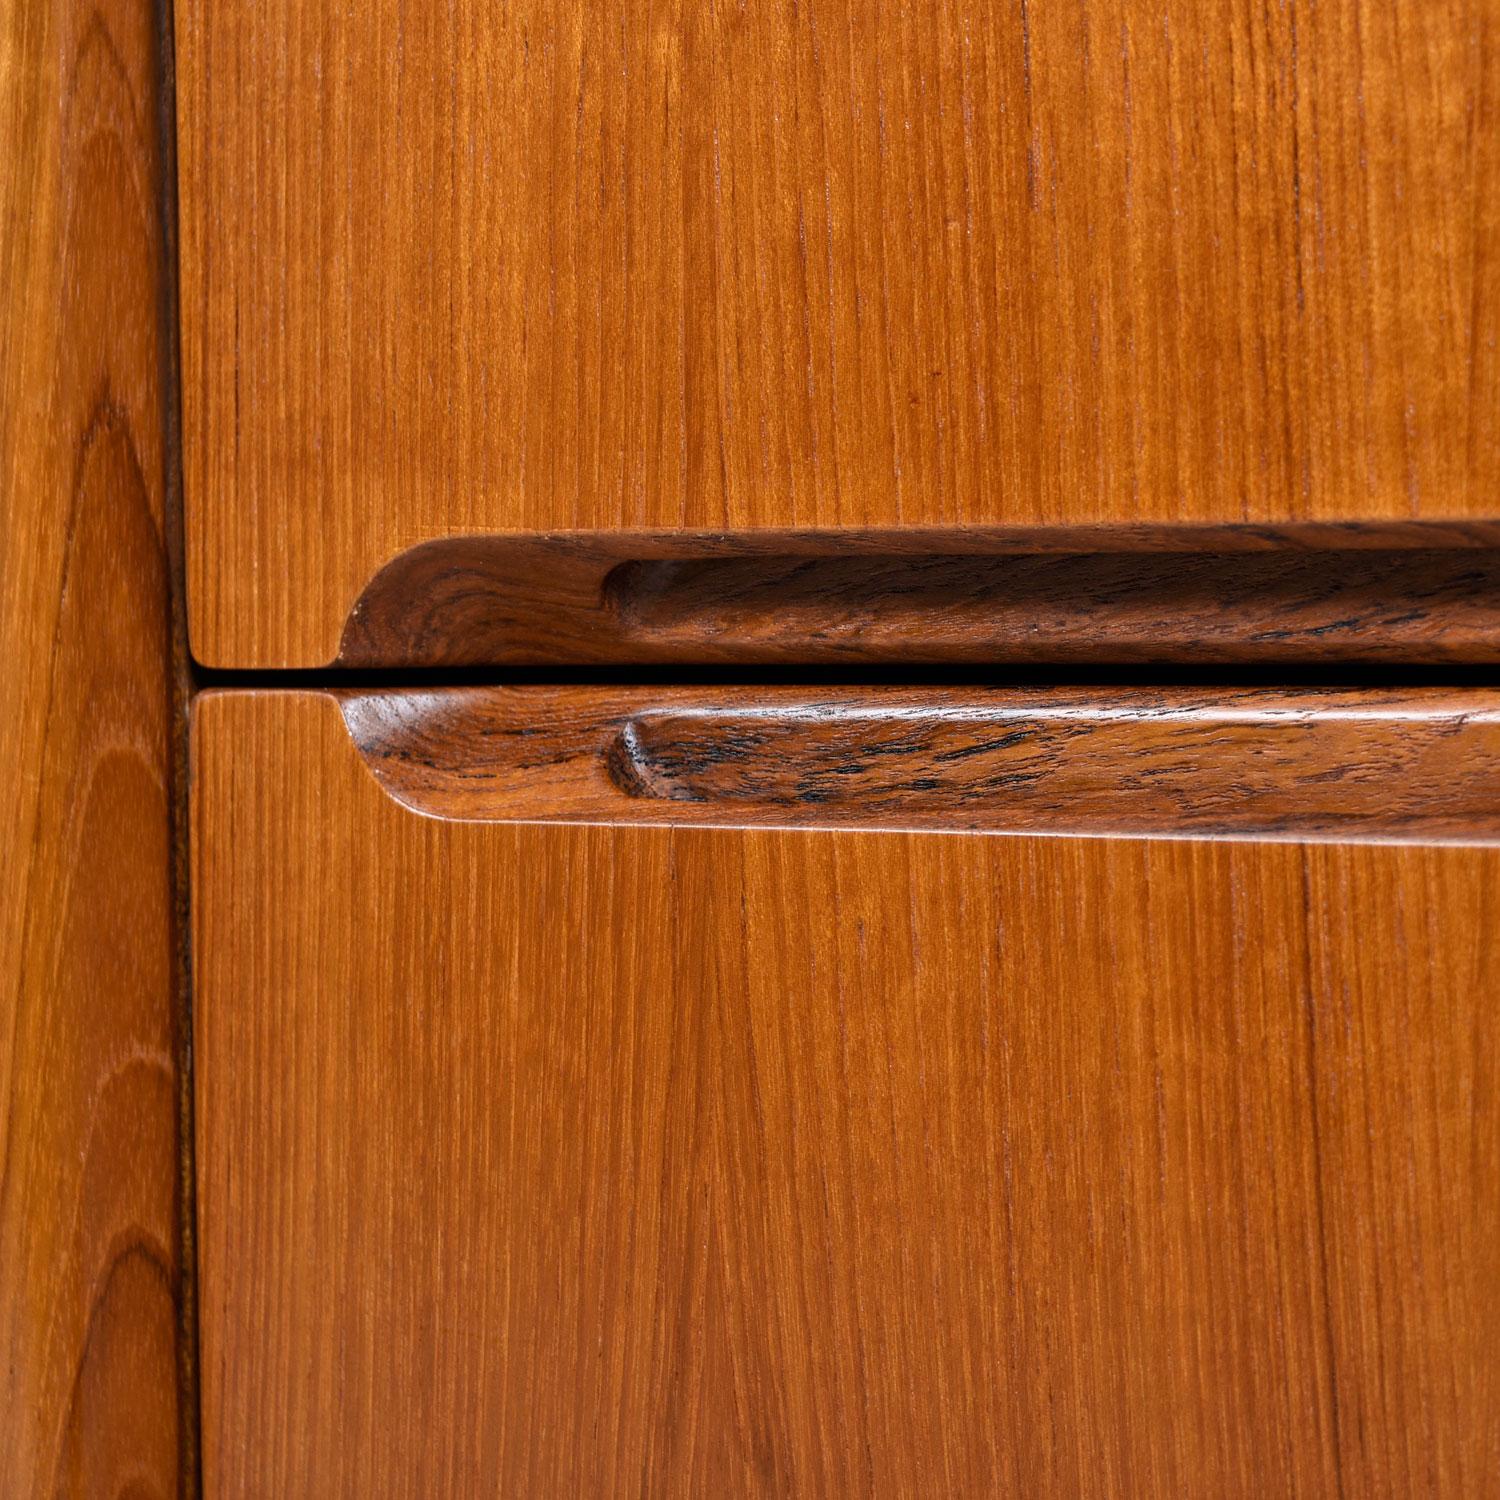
194;691;1499;1497
177;2;1500;667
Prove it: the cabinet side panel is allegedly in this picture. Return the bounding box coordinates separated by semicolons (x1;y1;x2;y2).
0;0;182;1492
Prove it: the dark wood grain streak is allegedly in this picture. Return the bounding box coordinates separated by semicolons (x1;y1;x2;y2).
335;684;1500;843
196;691;1500;1497
340;527;1500;669
0;0;183;1493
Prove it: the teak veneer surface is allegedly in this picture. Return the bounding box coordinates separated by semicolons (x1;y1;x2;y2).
0;0;182;1491
196;691;1500;1497
178;0;1500;667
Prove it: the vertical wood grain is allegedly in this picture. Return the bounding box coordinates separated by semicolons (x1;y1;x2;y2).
178;0;1500;667
196;691;1500;1496
0;0;183;1492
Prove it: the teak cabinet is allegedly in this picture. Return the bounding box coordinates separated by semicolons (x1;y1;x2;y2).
4;0;1499;1496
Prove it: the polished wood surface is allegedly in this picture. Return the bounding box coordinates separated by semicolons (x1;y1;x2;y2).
0;0;184;1492
178;1;1500;668
342;524;1500;668
197;690;1500;1496
342;683;1500;842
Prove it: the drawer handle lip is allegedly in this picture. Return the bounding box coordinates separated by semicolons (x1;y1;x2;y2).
336;684;1500;845
336;523;1500;672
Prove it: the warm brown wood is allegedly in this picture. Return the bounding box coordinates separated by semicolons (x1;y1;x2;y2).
196;689;1500;1496
341;524;1500;668
178;0;1500;668
0;0;183;1492
341;683;1500;842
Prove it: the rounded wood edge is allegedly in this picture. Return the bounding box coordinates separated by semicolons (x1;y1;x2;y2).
335;525;1500;671
325;684;1500;844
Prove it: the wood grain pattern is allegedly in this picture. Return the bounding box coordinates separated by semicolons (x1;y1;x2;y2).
0;0;183;1492
341;525;1500;668
341;683;1500;842
196;689;1500;1497
178;0;1500;668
